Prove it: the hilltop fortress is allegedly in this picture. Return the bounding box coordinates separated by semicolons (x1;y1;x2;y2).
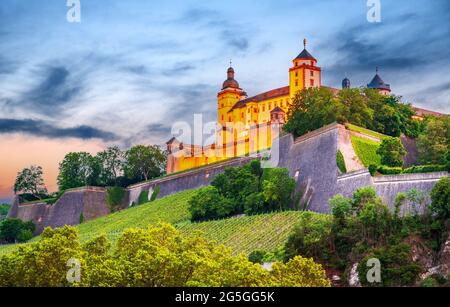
8;40;448;234
166;39;443;174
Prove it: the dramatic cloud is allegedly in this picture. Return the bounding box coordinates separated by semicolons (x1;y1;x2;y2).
0;118;117;141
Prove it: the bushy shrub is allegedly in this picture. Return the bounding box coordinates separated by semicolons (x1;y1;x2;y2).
284;212;333;262
137;190;149;206
329;194;352;222
106;186;125;212
0;224;330;287
403;165;447;174
336;150;347;173
446;147;450;172
351;186;377;213
188;186;235;222
262;168;296;212
368;164;378;176
357;199;392;243
189;161;295;221
248;250;266;264
0;219;35;244
376;137;406;167
377;166;403;175
358;244;422;287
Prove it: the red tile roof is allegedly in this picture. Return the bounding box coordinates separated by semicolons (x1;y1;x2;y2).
412;107;447;117
228;86;289;112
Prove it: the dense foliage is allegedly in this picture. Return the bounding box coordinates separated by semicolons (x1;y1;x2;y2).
188;161;296;221
123;145;167;182
0;218;35;244
14;166;48;200
0;224;330;287
0;204;10;221
284;88;421;138
417;117;449;165
376;137;406;167
57;145;167;191
285;179;450;286
105;187;125;213
57;152;100;191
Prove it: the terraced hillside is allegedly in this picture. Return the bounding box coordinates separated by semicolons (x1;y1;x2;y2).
0;189;319;256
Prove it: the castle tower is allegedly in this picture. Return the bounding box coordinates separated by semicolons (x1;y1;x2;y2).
217;64;247;126
289;38;321;99
367;67;391;95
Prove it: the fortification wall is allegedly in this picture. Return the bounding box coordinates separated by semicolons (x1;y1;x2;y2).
277;123;340;213
373;172;448;207
8;187;108;234
7;123;449;233
277;123;448;213
126;157;255;206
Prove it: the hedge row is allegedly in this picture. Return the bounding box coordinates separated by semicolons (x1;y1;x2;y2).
374;164;447;175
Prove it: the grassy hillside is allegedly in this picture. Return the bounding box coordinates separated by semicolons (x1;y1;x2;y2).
351;135;381;167
0;189;320;256
346;123;388;140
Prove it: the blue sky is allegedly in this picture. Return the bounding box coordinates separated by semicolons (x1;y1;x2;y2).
1;0;449;148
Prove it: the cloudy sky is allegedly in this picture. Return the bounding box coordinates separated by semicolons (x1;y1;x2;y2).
0;0;449;202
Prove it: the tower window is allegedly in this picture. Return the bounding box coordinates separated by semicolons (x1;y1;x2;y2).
262;105;265;112
295;72;298;77
221;115;224;120
241;112;244;119
310;79;314;87
295;81;298;87
310;71;314;77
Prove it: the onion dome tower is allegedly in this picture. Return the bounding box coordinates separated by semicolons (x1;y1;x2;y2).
342;77;351;89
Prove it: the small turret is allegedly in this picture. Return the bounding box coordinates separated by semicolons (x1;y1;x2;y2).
342;77;351;89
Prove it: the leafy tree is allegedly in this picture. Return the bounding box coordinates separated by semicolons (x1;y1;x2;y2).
269;256;331;287
329;194;352;222
57;152;100;191
446;147;450;172
357;198;392;243
336;88;373;127
0;218;35;243
124;145;166;182
358;244;422;287
106;187;125;213
0;204;10;219
351;186;377;213
417;118;450;165
430;177;450;228
211;165;259;211
262;168;295;211
97;146;124;186
284;87;337;137
376;137;406;167
0;224;331;287
188;186;235;221
14;166;47;200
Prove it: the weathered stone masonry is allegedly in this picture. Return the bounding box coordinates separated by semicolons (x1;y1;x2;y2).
8;123;449;233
